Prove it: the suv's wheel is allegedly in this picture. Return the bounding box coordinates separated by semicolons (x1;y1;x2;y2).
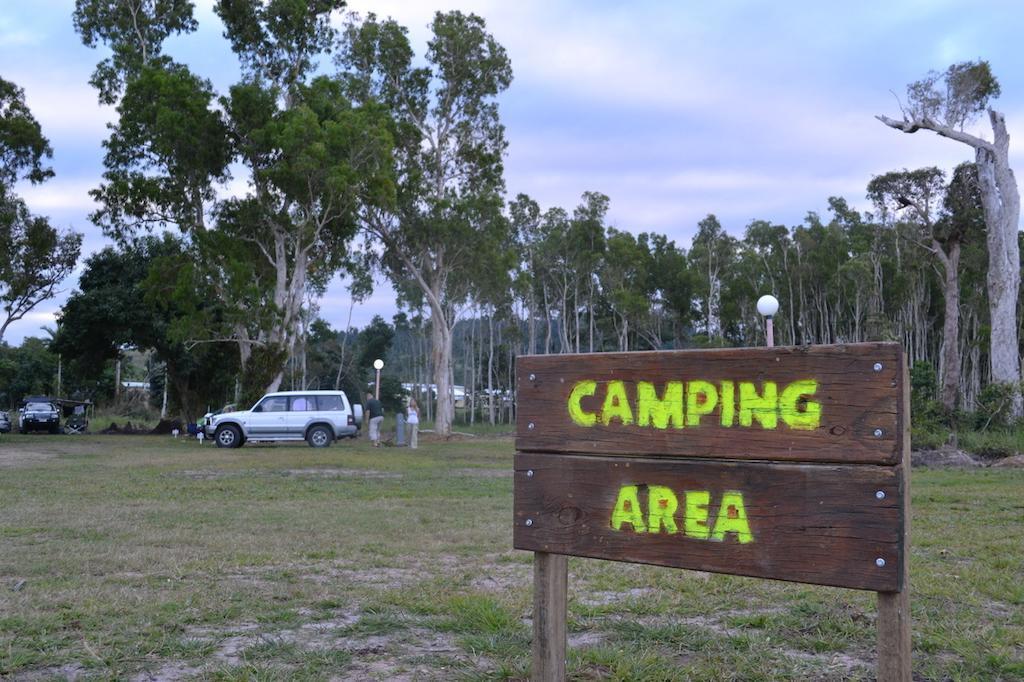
215;424;242;448
307;425;333;448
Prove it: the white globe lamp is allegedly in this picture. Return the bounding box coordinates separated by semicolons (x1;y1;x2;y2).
373;358;384;399
756;295;779;347
756;295;780;318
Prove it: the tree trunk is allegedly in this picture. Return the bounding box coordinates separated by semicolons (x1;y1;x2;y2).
939;241;961;411
488;313;495;425
708;271;722;339
431;313;454;436
976;115;1021;414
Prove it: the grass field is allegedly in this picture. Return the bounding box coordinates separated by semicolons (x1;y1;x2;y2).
0;433;1021;681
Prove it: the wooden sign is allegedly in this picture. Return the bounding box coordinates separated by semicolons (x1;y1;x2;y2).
514;453;903;591
516;342;902;464
514;342;911;681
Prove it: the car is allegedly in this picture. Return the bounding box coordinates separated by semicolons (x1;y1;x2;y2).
197;403;236;434
19;400;61;434
207;391;363;448
0;411;10;433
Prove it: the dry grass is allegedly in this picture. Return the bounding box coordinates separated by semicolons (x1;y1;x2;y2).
0;433;1021;680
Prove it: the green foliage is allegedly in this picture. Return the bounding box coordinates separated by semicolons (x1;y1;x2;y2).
958;429;1022;459
377;375;406;414
0;337;57;406
0;192;82;343
911;425;949;451
909;360;946;429
76;0;394;399
356;315;393;373
239;344;288;408
0;76;81;344
906;60;1001;130
53;235;238;417
92;61;231;240
975;382;1021;431
73;0;198;105
0;77;53;185
215;0;345;93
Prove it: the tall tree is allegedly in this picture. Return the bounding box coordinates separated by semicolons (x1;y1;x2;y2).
878;60;1021;414
689;214;736;342
0;76;82;343
868;167;961;410
75;0;394;398
338;11;513;436
53;235;238;417
0;195;82;342
73;0;198;104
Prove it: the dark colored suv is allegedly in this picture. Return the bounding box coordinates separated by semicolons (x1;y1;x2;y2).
20;400;60;434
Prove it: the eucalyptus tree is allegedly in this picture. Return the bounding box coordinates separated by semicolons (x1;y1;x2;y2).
337;11;513;436
867;167;964;410
599;229;652;351
644;233;694;347
878;60;1021;414
737;220;796;345
508;193;542;354
689;214;736;342
73;0;197;105
74;0;395;398
0;76;82;343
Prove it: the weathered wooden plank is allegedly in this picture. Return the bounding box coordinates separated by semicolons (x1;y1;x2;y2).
516;342;902;464
514;452;905;592
532;552;567;682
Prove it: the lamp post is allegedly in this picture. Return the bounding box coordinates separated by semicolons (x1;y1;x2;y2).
373;358;384;399
756;295;779;348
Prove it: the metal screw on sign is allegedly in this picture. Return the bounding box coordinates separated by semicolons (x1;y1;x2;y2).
875;490;886;500
873;428;883;438
873;362;883;372
875;558;886;567
528;422;535;430
527;469;534;478
525;519;534;527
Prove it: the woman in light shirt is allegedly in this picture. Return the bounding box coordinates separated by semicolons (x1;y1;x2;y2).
407;398;419;449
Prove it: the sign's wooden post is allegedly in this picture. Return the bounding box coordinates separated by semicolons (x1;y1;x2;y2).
514;343;911;681
532;552;567;682
877;361;912;682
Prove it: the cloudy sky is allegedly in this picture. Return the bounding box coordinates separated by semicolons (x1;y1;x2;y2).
2;0;1023;343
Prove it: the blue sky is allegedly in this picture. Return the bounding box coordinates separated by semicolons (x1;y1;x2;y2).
2;0;1023;343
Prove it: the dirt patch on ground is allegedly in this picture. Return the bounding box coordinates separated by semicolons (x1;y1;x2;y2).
0;448;59;468
172;615;469;680
469;561;531;592
171;468;402;481
0;438;109;469
577;587;657;607
277;468;402;479
10;663;88;681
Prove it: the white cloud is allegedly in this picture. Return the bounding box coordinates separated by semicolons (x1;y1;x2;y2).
18;179;98;213
13;75;113;137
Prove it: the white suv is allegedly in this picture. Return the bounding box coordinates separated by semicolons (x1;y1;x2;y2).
208;391;362;448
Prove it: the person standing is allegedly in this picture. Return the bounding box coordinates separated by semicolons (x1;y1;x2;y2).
407;398;420;449
366;392;384;447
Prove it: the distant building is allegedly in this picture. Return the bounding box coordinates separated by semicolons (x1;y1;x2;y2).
400;383;466;408
121;381;151;393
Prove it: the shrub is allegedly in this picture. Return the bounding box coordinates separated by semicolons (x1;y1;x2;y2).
959;429;1021;459
911;425;949;451
973;382;1020;431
